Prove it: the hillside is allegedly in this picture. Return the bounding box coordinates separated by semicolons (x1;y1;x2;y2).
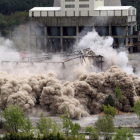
0;0;54;15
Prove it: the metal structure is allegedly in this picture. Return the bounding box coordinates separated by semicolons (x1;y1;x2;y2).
1;48;104;70
1;55;104;70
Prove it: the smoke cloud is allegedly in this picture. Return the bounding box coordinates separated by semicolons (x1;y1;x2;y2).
0;29;140;119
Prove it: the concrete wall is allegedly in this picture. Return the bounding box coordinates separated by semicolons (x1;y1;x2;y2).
61;0;94;11
94;0;104;9
104;0;121;6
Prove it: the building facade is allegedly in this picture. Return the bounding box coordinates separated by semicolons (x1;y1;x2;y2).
29;0;138;54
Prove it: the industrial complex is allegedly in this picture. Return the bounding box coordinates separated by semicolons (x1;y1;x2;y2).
29;0;139;56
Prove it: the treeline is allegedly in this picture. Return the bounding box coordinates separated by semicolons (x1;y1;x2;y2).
121;0;140;24
0;0;54;36
0;0;54;15
0;12;29;36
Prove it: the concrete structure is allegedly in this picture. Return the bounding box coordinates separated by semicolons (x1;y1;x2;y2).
29;0;138;54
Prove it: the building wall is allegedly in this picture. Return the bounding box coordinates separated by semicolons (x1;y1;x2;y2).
94;0;104;9
61;0;94;11
104;0;121;6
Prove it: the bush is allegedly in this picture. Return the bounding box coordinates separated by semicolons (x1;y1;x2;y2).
0;131;66;140
3;105;25;133
94;116;115;140
37;114;53;134
113;127;135;140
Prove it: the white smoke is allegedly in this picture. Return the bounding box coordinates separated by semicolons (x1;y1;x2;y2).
0;38;20;62
76;31;133;74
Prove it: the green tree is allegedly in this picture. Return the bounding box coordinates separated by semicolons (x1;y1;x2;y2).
133;100;140;119
115;86;124;114
113;127;135;140
3;105;25;133
60;106;73;137
85;126;99;140
71;123;81;139
94;116;115;140
103;95;116;107
52;119;62;136
21;117;33;133
103;104;116;118
37;114;53;135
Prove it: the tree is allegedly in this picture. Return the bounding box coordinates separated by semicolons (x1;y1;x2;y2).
133;100;140;119
103;95;116;108
94;116;115;140
3;105;25;133
113;128;135;140
85;126;99;140
21;117;33;133
71;123;81;139
52;119;62;136
60;106;73;137
103;104;116;118
115;86;124;114
37;114;53;135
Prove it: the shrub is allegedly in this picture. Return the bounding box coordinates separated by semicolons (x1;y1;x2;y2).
3;105;25;133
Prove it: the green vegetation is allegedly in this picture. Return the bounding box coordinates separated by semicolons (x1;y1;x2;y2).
0;131;66;140
85;126;99;140
0;100;138;140
0;0;54;37
3;105;25;133
60;107;73;137
94;116;115;140
0;0;54;15
103;94;116;108
113;127;135;140
133;100;140;119
103;104;116;118
21;117;33;133
0;12;29;37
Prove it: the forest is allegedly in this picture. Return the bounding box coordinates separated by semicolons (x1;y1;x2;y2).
0;0;139;35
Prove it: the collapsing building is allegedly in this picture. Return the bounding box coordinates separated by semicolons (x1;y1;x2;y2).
29;0;138;54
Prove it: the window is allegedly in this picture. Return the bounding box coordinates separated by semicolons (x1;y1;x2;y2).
65;5;75;8
79;4;89;8
32;12;34;17
65;0;75;1
79;11;81;16
88;11;89;16
73;11;75;16
79;0;89;1
128;10;131;15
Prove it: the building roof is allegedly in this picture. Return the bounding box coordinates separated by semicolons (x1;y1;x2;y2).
30;7;61;11
95;6;132;10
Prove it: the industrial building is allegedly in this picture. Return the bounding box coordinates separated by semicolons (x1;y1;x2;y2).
29;0;138;54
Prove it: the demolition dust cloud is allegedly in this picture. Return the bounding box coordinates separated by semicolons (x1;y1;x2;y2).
0;31;140;119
